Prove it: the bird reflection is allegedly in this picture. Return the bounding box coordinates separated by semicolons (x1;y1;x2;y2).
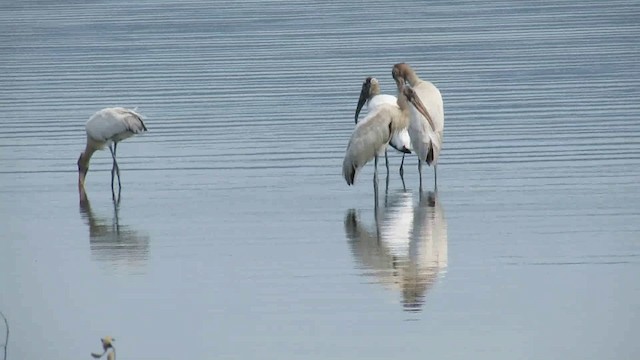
0;311;8;360
79;189;150;270
345;188;447;312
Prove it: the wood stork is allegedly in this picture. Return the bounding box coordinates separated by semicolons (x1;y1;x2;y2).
354;77;412;176
78;107;147;192
343;80;431;186
392;63;444;190
91;336;116;360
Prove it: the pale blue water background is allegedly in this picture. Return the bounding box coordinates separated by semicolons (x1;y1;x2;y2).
1;1;639;359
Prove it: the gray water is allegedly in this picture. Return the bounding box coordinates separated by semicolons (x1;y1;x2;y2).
1;1;640;359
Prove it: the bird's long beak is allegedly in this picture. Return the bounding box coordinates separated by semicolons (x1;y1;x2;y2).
91;351;106;359
354;80;370;124
78;170;87;190
404;87;435;131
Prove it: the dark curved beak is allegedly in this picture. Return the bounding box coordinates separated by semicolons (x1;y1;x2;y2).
404;87;435;131
354;81;370;124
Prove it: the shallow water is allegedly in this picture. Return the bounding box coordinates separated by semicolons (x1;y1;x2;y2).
1;1;640;359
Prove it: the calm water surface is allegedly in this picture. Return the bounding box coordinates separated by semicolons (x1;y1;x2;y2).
1;1;640;359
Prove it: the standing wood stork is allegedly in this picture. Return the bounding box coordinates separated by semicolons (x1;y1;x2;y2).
91;336;116;360
354;77;412;177
392;63;444;190
343;82;432;186
77;107;147;192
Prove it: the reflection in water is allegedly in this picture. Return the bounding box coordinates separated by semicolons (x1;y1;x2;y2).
0;311;7;360
345;189;448;312
79;190;150;271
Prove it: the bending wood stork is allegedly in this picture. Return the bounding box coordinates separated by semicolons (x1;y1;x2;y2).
91;336;116;360
78;107;147;192
343;83;432;186
354;77;412;176
392;63;444;190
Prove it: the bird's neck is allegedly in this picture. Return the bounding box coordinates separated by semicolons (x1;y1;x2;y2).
395;80;410;113
369;81;381;97
79;143;97;170
405;71;420;86
395;92;411;131
78;139;99;190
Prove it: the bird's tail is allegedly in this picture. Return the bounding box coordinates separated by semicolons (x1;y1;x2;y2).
342;156;358;186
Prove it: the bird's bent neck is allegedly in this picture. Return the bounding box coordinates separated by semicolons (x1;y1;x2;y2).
79;142;98;171
404;70;420;86
395;78;410;112
78;139;99;189
397;63;420;86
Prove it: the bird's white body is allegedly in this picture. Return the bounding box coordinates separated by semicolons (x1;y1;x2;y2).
364;94;412;154
344;77;413;186
85;107;147;147
343;100;408;185
78;107;147;190
408;81;444;165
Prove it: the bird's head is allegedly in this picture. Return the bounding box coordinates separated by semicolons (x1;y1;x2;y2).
393;62;418;89
392;63;405;86
355;77;374;124
78;152;89;188
101;336;115;350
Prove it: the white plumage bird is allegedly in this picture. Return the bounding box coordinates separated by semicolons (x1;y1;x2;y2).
343;80;433;186
91;336;116;360
354;77;412;176
77;107;147;191
392;63;444;190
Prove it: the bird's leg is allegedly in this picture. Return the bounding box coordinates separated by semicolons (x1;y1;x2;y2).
434;164;438;192
373;155;379;185
112;184;121;211
385;169;390;195
399;154;406;191
113;142;121;191
109;144;116;191
385;149;390;176
418;159;423;193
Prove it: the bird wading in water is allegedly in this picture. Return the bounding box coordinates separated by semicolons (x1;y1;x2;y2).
91;336;115;360
354;77;412;177
77;107;147;193
392;63;444;190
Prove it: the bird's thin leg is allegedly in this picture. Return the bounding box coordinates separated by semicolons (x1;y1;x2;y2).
113;142;121;191
434;164;438;192
400;157;406;191
109;144;116;191
385;149;390;176
373;155;379;185
418;159;423;193
385;169;390;195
